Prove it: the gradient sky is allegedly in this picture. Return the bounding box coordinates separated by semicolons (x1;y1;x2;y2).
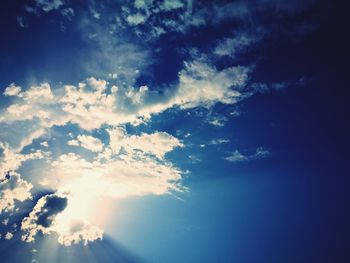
0;1;349;263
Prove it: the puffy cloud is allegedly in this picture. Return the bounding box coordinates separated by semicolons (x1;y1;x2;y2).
68;135;104;152
0;172;33;213
40;141;49;147
0;48;260;248
0;0;297;249
0;60;250;134
57;79;140;129
3;83;22;96
107;128;183;159
5;232;13;240
22;193;65;242
126;13;148;25
56;219;103;246
0;143;47;176
29;129;185;224
2;218;9;225
21;193;103;246
174;60;249;109
6;104;30;116
0;56;259;247
67;139;79;146
21;83;54;102
48;139;183;199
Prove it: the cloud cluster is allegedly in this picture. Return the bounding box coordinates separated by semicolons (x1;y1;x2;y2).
117;0;253;39
0;143;47;176
21;193;103;246
0;0;289;247
48;129;184;199
0;52;256;246
17;126;184;245
0;58;250;148
107;127;183;159
0;171;33;213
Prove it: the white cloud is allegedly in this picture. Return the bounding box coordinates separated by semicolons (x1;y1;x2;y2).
21;131;183;245
68;134;104;153
0;172;33;213
5;232;13;240
174;60;249;109
4;83;22;96
18;129;47;151
0;143;47;176
127;13;148;25
0;61;250;135
40;141;49;147
224;150;248;162
21;193;103;246
26;128;185;228
67;139;79;146
56;219;103;246
21;83;54;102
50;154;183;198
0;52;261;247
207;115;228;127
107;128;183;159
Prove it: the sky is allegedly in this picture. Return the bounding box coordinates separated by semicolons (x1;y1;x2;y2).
0;0;349;262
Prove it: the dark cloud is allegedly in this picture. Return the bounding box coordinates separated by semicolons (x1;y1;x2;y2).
33;194;67;228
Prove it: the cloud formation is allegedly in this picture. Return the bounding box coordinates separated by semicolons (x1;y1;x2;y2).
21;193;103;246
0;0;295;248
68;134;104;152
0;171;33;213
0;51;264;245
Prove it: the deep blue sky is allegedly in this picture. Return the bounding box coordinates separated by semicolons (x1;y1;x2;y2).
0;1;349;263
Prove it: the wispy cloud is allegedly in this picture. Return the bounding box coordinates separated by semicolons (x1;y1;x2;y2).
225;147;270;163
210;138;230;145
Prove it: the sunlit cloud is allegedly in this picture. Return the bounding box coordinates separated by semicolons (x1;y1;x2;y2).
0;0;284;248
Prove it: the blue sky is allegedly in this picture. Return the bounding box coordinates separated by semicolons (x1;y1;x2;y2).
0;0;349;262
